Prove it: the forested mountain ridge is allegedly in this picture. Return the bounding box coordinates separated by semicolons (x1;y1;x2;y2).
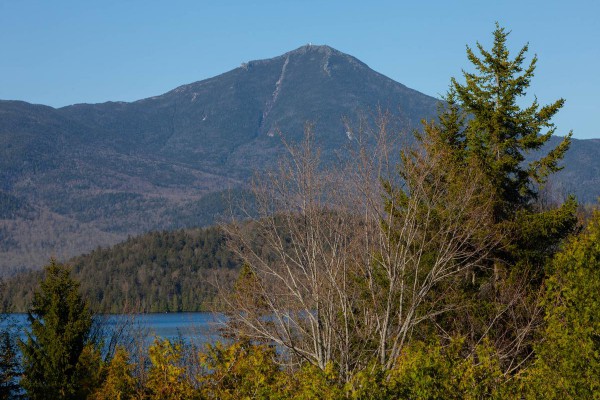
0;44;440;273
0;44;598;274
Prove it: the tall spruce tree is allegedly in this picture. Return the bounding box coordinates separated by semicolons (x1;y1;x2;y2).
453;24;569;208
447;23;577;271
414;24;579;370
19;259;97;400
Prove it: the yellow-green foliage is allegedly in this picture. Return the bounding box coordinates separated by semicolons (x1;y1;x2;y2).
523;212;600;399
282;362;344;400
197;340;284;399
195;340;347;399
89;347;136;400
348;338;511;400
146;338;198;400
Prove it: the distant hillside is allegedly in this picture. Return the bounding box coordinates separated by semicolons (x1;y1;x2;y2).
549;137;600;203
0;44;440;272
0;44;597;272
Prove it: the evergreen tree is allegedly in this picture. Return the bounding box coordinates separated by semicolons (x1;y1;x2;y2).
413;24;579;371
19;259;98;399
452;23;571;214
524;212;600;398
0;328;20;399
448;23;577;270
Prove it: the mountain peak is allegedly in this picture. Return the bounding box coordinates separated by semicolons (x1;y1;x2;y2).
286;43;336;54
239;43;368;74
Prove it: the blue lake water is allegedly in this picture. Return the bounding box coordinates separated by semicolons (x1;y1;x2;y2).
1;312;224;344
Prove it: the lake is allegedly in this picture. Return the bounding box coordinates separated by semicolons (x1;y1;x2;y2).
1;312;224;344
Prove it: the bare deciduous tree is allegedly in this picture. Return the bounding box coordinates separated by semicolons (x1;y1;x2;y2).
221;118;499;380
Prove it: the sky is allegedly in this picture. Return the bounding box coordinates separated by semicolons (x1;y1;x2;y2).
1;1;598;139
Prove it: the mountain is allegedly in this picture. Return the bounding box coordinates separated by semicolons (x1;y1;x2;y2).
0;44;597;272
58;45;436;174
549;137;600;203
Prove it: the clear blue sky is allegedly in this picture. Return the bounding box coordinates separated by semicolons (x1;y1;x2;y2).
1;0;598;138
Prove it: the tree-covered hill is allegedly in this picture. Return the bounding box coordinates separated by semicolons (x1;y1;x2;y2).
0;226;241;313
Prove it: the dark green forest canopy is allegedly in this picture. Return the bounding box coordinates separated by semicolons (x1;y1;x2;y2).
1;226;241;313
0;210;351;314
